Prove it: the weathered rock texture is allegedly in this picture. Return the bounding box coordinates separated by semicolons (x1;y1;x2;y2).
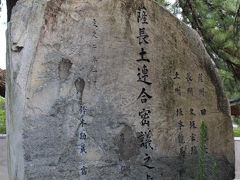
7;0;235;179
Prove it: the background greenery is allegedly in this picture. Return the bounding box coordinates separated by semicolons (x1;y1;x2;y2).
0;96;5;134
234;128;240;137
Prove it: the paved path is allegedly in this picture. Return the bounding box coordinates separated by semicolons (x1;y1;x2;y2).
0;135;8;180
235;137;240;180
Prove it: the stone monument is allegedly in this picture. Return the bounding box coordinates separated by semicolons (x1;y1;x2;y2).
7;0;235;179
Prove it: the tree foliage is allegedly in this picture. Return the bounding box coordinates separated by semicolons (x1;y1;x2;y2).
157;0;240;99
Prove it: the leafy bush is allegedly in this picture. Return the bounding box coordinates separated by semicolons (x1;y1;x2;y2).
0;96;6;134
234;128;240;137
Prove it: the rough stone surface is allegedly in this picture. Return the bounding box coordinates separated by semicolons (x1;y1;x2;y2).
7;0;235;179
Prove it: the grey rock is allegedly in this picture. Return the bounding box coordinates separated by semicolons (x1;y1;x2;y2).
7;0;235;179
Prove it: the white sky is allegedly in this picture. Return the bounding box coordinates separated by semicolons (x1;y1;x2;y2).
0;0;7;69
0;0;176;70
167;0;176;3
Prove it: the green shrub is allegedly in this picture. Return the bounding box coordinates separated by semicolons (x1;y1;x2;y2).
234;128;240;137
0;96;6;134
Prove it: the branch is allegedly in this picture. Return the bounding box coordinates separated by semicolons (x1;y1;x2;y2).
179;0;240;80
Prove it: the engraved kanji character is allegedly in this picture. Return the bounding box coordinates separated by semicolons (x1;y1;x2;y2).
93;30;98;38
137;7;148;24
81;166;87;175
190;121;197;129
173;72;180;79
190;108;196;116
80;106;88;115
80;118;87;127
178;133;185;144
142;153;155;169
191;146;198;155
147;174;153;180
79;143;87;154
190;133;196;142
179;146;187;158
176;108;184;116
175;86;181;96
93;19;98;28
139;108;151;127
137;88;152;103
137;65;152;85
137;28;149;45
178;120;184;130
198;73;203;82
79;132;87;140
200;109;207;116
91;64;97;72
186;72;193;83
137;48;150;62
92;56;98;63
137;130;153;150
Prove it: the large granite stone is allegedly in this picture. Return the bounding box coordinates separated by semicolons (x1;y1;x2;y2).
7;0;235;179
